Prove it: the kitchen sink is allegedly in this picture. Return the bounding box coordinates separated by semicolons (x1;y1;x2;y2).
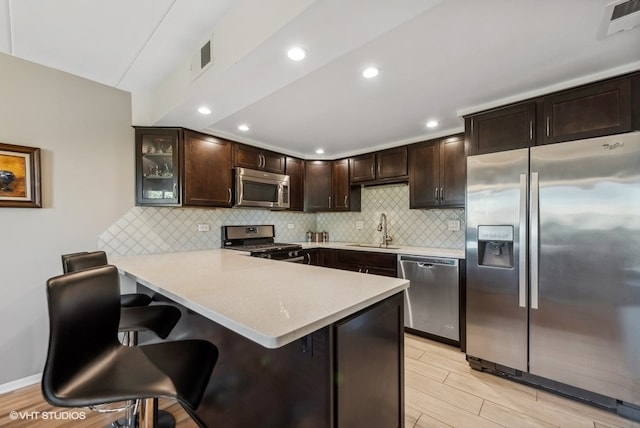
347;243;401;250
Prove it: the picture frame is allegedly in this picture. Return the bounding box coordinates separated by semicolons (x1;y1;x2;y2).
0;142;42;208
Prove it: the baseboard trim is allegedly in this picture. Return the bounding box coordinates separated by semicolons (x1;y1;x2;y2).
0;373;41;395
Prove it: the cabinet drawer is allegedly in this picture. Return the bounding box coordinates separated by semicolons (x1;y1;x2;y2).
333;250;397;275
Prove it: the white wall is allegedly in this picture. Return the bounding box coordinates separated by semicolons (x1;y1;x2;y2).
0;53;134;385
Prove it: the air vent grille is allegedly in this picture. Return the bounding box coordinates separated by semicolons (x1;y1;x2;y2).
598;0;640;38
612;0;640;20
201;40;211;69
191;35;214;82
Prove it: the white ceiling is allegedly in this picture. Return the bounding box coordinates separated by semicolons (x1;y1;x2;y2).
2;0;640;158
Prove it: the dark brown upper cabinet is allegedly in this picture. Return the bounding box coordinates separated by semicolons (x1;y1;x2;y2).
465;72;639;156
465;102;535;156
350;146;408;185
233;143;285;174
409;134;465;209
350;153;376;182
285;156;304;211
304;160;332;212
537;77;632;145
304;159;360;212
135;127;233;208
136;127;182;206
332;159;351;211
183;130;233;207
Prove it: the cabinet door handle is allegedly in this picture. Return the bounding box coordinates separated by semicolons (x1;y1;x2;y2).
344;195;348;207
370;163;375;178
440;187;444;202
434;187;438;201
546;116;550;138
365;269;369;274
305;253;311;265
328;196;331;208
529;120;533;141
227;188;232;204
377;161;381;177
262;154;266;168
358;268;362;273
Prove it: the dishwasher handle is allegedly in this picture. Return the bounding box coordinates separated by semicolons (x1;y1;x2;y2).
417;262;434;268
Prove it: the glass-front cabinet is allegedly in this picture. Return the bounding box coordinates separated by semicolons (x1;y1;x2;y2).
135;128;181;205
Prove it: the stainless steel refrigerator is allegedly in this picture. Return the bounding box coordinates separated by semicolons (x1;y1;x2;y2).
466;132;640;410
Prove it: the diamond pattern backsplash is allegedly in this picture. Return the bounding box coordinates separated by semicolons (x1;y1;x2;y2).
98;207;317;256
99;185;464;256
317;185;464;249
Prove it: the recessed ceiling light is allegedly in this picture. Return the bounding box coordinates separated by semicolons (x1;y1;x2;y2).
362;67;379;79
238;124;250;132
287;47;306;61
315;148;325;155
198;106;212;115
426;120;439;128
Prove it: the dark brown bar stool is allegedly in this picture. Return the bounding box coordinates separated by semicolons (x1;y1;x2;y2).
42;265;218;428
61;251;182;426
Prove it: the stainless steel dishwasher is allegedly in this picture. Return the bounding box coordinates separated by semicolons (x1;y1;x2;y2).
398;255;459;342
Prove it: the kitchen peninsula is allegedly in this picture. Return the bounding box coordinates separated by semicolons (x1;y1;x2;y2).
113;249;409;428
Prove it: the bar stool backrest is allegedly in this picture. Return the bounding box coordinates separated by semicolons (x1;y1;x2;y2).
62;251;108;273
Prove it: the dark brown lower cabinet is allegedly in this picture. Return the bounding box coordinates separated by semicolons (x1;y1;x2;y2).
335;292;404;428
300;248;325;266
331;249;397;277
138;286;404;428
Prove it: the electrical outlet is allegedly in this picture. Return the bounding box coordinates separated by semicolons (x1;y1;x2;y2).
287;223;295;229
355;221;364;230
197;223;210;232
447;220;460;231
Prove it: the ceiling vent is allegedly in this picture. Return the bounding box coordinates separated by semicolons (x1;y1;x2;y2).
598;0;640;39
191;35;214;81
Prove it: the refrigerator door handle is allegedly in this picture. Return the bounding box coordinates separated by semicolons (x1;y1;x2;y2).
530;171;540;309
519;173;527;308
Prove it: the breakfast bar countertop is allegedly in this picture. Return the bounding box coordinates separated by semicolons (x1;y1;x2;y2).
112;249;409;349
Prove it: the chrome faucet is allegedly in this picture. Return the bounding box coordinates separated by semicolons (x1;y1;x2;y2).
377;213;393;248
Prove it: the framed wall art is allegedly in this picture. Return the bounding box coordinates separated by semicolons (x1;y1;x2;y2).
0;142;42;208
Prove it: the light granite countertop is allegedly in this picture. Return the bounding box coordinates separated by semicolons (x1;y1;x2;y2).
296;241;465;259
113;249;409;349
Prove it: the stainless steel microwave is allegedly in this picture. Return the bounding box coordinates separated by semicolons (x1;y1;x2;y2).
234;168;290;209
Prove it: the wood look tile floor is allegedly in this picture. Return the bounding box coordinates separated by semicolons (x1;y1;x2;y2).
1;334;638;427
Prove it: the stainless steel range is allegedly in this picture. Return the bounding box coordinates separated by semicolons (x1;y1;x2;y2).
222;225;303;262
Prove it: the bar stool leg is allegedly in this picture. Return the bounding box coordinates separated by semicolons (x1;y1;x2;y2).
139;398;157;428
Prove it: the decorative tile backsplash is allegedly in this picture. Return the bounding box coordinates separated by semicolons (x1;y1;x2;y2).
98;207;316;256
317;184;464;248
99;185;464;256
